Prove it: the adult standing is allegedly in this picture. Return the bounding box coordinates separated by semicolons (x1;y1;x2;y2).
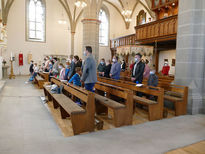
29;60;34;75
143;59;151;79
110;56;121;80
81;46;97;92
131;53;145;84
68;55;80;80
104;60;112;78
97;58;106;76
52;57;59;76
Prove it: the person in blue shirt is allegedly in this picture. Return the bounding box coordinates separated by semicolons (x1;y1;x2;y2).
68;67;82;106
68;67;82;87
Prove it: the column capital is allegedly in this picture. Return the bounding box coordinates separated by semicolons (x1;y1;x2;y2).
81;19;101;24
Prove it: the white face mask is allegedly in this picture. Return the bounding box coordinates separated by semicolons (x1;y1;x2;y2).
59;66;62;69
112;58;116;62
65;65;69;68
135;58;138;62
84;51;87;56
150;71;155;75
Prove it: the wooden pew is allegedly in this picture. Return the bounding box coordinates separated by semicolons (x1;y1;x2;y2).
97;77;164;121
44;78;95;135
94;82;133;127
38;72;49;82
34;75;45;89
163;84;188;116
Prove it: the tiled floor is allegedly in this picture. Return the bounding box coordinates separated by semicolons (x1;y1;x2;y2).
0;76;205;154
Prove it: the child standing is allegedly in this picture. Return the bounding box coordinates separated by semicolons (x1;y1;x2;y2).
68;67;82;87
68;67;82;106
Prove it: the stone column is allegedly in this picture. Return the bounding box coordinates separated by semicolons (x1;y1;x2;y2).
81;0;102;63
175;0;205;114
0;56;2;80
82;19;100;62
71;32;75;56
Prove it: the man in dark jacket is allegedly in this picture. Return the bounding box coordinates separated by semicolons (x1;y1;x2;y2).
104;60;112;78
29;60;34;75
131;53;145;84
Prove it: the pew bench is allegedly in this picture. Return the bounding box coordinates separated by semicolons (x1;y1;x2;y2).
38;72;49;82
95;82;133;127
44;77;95;135
35;75;45;89
163;85;188;116
97;77;164;121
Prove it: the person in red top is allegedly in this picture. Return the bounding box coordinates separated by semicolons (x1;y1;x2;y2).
129;60;135;70
162;61;170;75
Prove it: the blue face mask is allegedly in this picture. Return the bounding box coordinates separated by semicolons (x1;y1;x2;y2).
100;62;104;65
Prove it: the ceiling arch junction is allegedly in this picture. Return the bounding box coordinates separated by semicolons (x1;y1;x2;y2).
1;0;15;25
1;0;155;31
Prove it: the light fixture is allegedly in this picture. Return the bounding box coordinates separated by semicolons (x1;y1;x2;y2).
75;0;87;8
121;1;132;23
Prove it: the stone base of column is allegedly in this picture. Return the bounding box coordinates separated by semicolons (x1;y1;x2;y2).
188;93;205;114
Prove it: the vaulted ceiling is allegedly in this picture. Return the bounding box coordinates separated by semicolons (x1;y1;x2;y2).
0;0;154;29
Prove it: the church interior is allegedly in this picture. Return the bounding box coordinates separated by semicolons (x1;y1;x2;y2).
0;0;205;154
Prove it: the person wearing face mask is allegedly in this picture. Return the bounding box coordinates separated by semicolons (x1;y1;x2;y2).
143;59;151;79
131;53;145;83
161;61;170;76
51;57;59;76
147;69;158;87
81;46;97;92
68;55;80;80
104;60;112;78
64;61;70;80
97;58;106;77
110;56;121;80
58;63;66;80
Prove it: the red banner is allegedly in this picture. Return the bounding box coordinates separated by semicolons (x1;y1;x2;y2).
19;53;23;66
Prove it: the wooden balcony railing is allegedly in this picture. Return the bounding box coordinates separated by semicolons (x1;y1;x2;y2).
135;15;178;43
110;34;136;49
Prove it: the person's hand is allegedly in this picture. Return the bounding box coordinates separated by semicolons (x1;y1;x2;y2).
110;74;112;77
102;72;105;76
131;77;135;81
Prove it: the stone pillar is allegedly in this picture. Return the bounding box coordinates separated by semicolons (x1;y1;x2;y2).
71;32;75;56
0;56;2;80
81;0;102;63
175;0;205;114
82;19;100;62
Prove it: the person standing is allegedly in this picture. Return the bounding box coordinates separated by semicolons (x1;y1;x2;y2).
97;58;106;76
104;60;112;78
68;55;80;80
161;61;170;76
81;46;97;92
110;56;121;80
29;60;34;75
121;59;126;71
143;59;151;79
131;53;145;84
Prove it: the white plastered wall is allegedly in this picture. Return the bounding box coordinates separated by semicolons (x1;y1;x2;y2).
4;0;70;75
